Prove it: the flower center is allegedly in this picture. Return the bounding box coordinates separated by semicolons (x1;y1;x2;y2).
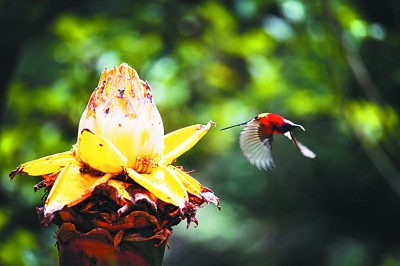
134;156;159;174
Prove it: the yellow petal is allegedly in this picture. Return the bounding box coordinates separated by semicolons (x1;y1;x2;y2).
9;151;78;178
45;163;113;215
160;121;213;165
106;179;133;202
76;129;128;174
126;165;188;208
169;166;202;196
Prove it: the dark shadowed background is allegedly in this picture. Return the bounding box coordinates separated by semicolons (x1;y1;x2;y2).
1;0;400;265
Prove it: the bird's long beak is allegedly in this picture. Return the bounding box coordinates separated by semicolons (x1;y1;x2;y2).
220;119;252;131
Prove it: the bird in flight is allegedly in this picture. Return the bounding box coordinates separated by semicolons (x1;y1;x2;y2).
221;113;316;171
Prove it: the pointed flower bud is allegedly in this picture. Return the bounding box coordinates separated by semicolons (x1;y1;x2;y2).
77;63;164;173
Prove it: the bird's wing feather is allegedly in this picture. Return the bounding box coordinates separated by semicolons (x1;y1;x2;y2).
239;121;275;170
284;132;316;158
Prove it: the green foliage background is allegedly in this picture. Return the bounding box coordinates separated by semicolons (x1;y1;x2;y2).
1;0;400;265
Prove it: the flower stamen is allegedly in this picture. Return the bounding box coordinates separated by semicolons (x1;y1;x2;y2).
134;156;159;174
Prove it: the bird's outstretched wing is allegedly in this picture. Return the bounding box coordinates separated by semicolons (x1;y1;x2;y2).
239;120;275;170
284;131;316;158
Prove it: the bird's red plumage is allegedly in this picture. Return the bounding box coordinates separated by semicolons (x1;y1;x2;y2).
258;113;285;135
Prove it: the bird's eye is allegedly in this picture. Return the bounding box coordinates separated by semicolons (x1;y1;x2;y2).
280;123;292;132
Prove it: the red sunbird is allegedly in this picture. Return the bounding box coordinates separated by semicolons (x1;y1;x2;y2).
221;113;316;171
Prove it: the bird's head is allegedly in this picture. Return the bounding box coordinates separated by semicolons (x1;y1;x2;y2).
258;113;305;134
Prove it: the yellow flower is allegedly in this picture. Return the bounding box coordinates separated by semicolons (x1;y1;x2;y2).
9;63;215;217
77;65;164;173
